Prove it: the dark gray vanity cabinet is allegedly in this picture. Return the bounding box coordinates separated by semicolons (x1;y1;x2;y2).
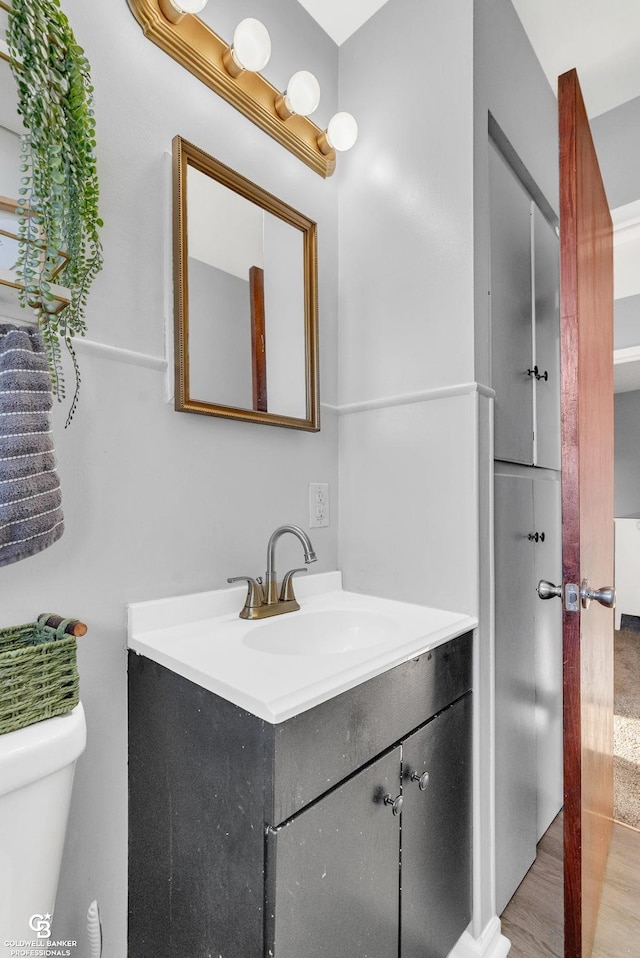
128;631;472;958
267;693;472;958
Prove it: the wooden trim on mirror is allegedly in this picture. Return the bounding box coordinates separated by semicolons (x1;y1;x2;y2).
126;0;335;178
172;136;320;432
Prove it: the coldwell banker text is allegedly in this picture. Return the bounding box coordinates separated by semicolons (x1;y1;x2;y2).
3;942;77;957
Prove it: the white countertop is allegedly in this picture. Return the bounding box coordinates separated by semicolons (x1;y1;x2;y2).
128;572;477;724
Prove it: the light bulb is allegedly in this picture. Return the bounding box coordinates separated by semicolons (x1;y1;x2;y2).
326;112;358;152
223;18;271;76
158;0;207;22
174;0;208;12
282;71;321;117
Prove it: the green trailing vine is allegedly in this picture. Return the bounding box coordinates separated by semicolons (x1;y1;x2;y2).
7;0;103;424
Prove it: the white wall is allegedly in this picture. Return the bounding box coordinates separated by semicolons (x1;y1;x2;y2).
614;518;640;629
614;389;640;517
337;0;476;597
0;1;340;953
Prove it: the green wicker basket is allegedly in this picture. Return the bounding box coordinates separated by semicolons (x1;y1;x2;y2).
0;614;80;736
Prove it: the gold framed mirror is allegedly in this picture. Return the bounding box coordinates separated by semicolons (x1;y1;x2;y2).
173;136;319;431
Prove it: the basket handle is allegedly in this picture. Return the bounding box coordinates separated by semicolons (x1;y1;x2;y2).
37;613;87;637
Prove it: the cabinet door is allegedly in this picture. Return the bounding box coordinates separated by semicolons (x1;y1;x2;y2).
490;141;534;465
494;472;537;914
401;694;472;958
532;476;563;838
533;206;561;470
265;748;401;958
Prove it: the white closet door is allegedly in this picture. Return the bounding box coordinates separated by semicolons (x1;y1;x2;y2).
494;471;537;914
490;142;535;465
533;206;561;470
532;475;563;838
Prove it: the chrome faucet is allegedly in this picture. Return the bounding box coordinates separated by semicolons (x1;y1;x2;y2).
228;524;317;620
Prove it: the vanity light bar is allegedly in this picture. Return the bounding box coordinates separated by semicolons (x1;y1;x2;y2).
126;0;357;177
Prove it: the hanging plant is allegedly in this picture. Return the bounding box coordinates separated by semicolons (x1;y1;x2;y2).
7;0;103;424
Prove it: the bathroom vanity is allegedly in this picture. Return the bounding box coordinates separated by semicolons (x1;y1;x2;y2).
128;574;475;958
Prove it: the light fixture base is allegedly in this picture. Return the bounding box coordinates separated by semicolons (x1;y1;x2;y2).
275;93;294;121
221;46;243;79
317;131;332;156
157;0;184;24
127;0;336;178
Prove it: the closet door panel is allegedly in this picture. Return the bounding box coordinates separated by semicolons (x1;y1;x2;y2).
533;206;561;470
533;476;563;838
490;143;534;465
494;472;537;914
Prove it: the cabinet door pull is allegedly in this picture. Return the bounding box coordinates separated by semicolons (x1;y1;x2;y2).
526;365;549;382
410;770;430;791
527;532;546;543
383;793;403;816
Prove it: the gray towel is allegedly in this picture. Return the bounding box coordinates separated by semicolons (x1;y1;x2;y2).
0;324;64;566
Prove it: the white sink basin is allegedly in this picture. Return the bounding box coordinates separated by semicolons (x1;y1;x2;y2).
128;571;477;724
243;609;397;655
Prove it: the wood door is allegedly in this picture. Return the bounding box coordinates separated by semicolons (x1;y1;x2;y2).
559;68;615;958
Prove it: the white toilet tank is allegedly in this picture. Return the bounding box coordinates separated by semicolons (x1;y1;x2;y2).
0;704;86;953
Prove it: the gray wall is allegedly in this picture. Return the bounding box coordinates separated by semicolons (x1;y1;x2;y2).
614;294;640;351
591;85;640;501
615;389;640;517
337;0;479;610
0;1;340;953
591;96;640;210
592;96;640;353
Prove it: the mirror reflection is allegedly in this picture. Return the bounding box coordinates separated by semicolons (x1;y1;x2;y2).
173;137;319;431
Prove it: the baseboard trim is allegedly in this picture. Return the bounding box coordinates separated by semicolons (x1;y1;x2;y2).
449;917;511;958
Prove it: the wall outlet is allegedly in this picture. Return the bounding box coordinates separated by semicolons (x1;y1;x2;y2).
309;482;330;528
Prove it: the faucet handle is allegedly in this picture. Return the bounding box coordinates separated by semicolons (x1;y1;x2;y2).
279;567;308;602
227;576;264;616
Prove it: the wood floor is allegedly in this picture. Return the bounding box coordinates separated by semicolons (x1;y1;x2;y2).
501;812;640;957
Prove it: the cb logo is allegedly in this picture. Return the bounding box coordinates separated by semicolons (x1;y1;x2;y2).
29;913;52;939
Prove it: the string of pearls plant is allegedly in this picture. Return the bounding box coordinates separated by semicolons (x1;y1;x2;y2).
7;0;103;424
